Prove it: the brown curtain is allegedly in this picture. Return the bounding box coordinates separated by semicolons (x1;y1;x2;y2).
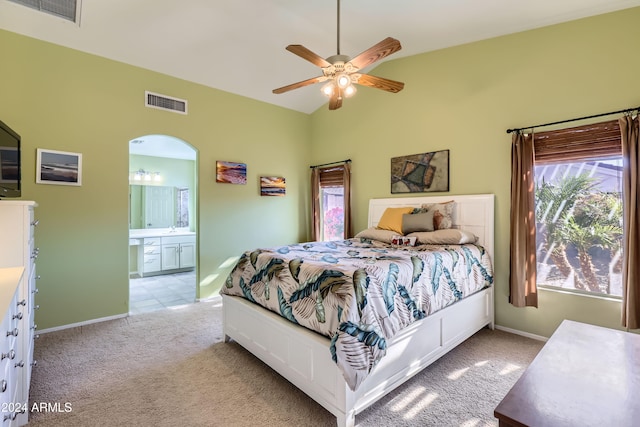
620;115;640;329
311;167;321;241
342;162;353;238
509;131;538;307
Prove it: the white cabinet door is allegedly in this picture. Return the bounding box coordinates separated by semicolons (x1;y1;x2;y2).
179;243;196;268
161;244;180;270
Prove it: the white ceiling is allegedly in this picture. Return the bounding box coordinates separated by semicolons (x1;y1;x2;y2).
1;0;639;115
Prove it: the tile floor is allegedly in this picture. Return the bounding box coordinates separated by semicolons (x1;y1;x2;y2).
129;270;196;315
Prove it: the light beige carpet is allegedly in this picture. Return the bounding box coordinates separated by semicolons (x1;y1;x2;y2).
28;300;543;427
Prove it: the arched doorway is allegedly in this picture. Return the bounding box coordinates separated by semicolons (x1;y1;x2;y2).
127;134;198;314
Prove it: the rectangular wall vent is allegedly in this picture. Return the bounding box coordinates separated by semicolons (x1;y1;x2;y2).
9;0;81;23
145;91;188;115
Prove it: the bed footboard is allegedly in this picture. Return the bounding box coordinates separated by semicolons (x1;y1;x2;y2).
221;286;494;427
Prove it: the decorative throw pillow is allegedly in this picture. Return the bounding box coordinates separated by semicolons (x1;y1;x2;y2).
376;207;414;234
354;227;397;243
391;235;417;246
401;211;435;234
421;201;454;230
408;229;478;245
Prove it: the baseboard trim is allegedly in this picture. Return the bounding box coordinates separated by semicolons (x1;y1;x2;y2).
495;325;548;342
38;313;128;335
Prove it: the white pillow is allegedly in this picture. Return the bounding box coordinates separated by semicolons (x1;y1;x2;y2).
408;229;478;245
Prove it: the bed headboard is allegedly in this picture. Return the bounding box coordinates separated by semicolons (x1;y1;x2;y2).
368;194;495;260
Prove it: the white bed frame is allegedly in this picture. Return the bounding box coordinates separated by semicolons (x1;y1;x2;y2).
222;194;495;426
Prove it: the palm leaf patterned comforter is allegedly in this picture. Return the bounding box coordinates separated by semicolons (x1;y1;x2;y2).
221;238;493;391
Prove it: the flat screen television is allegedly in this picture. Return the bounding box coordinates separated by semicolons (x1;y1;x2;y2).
0;119;21;198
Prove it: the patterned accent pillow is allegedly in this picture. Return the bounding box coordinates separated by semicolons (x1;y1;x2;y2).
421;201;454;230
391;235;417;246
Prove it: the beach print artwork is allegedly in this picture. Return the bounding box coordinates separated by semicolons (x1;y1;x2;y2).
260;176;285;196
36;148;82;186
216;161;247;184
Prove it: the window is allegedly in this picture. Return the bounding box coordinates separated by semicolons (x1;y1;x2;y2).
321;187;344;241
311;163;351;242
533;120;623;297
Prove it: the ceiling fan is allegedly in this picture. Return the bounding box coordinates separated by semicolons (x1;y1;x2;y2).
272;0;405;110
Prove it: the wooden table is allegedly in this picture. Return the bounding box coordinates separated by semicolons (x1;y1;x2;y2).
494;319;640;427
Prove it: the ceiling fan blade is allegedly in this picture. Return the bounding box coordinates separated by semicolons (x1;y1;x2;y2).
349;37;402;70
329;87;343;110
285;45;332;68
273;76;326;94
354;74;405;93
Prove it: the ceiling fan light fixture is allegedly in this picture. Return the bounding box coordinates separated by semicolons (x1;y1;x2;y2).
343;84;357;98
273;0;403;110
321;82;335;97
336;73;351;89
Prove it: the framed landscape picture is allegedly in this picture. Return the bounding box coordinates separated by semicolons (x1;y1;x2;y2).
391;149;449;193
36;148;82;186
260;176;285;196
216;161;247;184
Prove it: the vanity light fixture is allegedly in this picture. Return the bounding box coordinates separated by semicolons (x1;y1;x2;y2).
131;169;161;182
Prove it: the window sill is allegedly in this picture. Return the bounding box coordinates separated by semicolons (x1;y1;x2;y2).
539;285;622;303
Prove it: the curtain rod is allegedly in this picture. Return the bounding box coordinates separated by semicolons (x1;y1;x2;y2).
506;106;640;134
310;159;351;169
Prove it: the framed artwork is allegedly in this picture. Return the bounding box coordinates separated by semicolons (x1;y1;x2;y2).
260;176;285;196
391;149;449;193
36;148;82;186
216;161;247;184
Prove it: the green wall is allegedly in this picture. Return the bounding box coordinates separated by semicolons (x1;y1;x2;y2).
2;7;639;335
0;29;310;329
309;7;640;337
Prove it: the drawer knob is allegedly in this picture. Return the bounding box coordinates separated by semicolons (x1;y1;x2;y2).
6;328;18;337
14;360;24;368
0;350;16;361
0;380;6;393
12;312;22;320
17;300;26;307
34;305;40;310
32;288;39;294
31;324;37;330
31;219;39;227
31;360;37;368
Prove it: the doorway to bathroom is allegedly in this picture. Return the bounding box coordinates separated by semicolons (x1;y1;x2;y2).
127;135;198;314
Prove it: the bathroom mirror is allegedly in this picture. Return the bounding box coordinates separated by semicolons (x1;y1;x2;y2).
129;185;189;229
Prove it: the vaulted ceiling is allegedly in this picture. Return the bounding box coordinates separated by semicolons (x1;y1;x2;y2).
1;0;639;114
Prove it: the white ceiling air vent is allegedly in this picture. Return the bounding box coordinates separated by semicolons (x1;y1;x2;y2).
9;0;81;23
145;91;188;115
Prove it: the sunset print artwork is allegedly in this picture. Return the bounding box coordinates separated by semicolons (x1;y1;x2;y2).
216;161;247;184
260;176;285;196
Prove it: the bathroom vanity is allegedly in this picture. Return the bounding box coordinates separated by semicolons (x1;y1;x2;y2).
129;229;196;277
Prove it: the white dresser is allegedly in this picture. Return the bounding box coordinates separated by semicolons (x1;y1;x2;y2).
0;201;38;426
